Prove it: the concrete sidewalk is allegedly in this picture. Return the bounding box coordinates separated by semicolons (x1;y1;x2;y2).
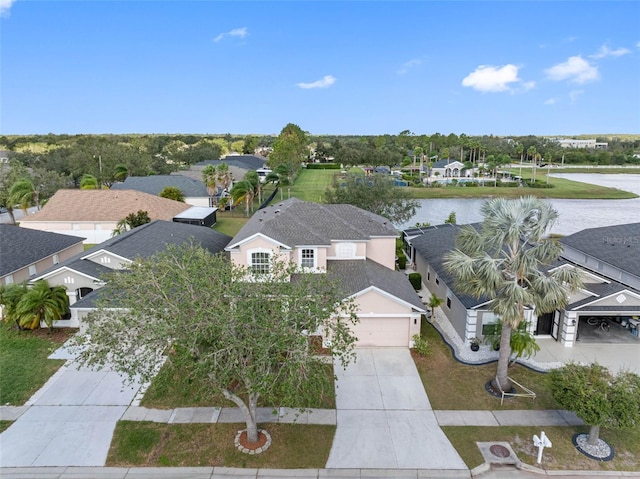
434;409;584;427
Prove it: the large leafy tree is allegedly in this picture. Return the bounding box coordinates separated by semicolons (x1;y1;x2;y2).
159;186;185;202
72;244;358;445
443;196;583;392
14;280;69;330
268;123;309;172
549;362;640;446
324;173;419;225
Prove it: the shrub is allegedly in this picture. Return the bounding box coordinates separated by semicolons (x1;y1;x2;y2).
305;163;341;170
412;334;428;356
397;253;407;270
408;272;422;290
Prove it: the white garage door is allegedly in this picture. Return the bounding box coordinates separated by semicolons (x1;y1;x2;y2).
353;317;410;347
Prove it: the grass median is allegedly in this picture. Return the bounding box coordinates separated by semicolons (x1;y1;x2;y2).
107;422;335;468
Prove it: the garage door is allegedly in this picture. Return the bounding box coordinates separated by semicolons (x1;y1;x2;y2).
353;317;410;347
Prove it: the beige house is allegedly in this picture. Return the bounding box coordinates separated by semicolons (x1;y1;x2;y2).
0;225;85;286
19;189;191;244
225;199;425;347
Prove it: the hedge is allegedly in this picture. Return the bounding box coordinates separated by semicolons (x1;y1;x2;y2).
305;163;341;170
408;272;422;290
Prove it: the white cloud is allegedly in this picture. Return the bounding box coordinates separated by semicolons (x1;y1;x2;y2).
590;45;631;59
544;98;557;105
461;64;525;93
296;75;336;89
397;58;422;75
0;0;15;17
214;27;248;43
545;56;599;84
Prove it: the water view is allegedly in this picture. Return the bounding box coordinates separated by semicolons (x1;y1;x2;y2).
400;174;640;236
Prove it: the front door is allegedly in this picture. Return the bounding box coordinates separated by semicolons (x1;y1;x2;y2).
551;312;560;341
536;312;554;335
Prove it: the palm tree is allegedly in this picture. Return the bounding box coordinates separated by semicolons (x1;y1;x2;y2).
526;146;537;184
515;143;524;178
216;163;233;193
274;163;294;199
80;174;99;190
244;170;261;205
427;293;444;322
201;164;217;198
15;280;69;330
230;180;255;217
443;196;583;393
0;282;29;326
9;178;41;214
113;164;129;182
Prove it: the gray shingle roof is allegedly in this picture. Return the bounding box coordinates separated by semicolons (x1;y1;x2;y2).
0;225;84;277
227;198;398;249
408;223;489;308
195;155;267;171
326;260;425;310
36;220;231;280
111;175;209;197
560;223;640;277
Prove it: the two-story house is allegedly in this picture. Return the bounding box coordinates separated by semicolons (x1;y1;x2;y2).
225;198;425;347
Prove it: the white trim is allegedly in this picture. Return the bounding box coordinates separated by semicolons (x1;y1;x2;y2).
346;285;426;313
225;232;291;251
572;289;640;310
81;249;133;265
32;266;101;283
326;255;366;261
549;263;611;284
298;247;318;271
247;247;273;275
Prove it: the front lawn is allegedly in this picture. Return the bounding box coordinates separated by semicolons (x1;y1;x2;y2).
107;422;335;468
141;361;336;410
0;323;73;405
443;425;640;472
289;169;336;203
413;320;559;410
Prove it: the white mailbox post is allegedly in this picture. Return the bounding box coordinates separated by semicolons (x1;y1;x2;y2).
533;431;552;464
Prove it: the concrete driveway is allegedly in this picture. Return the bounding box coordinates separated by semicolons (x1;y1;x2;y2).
0;360;141;467
326;348;467;470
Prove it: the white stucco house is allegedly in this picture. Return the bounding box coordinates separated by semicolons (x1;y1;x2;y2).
225;198;425;347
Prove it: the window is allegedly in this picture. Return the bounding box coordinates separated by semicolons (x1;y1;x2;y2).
28;265;37;277
100;257;111;264
64;276;75;285
427;270;430;281
251;252;271;274
300;249;315;269
435;277;440;285
53;254;60;265
4;275;13;285
446;297;451;308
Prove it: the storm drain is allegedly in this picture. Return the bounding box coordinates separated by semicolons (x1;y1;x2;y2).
476;442;520;466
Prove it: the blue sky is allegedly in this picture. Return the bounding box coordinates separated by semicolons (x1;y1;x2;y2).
1;1;639;136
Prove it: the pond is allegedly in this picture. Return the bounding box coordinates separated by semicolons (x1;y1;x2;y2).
399;174;640;236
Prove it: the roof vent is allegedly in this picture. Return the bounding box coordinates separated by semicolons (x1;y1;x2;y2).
275;210;280;214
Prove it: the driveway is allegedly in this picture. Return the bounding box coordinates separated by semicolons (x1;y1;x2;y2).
0;359;142;467
326;348;467;469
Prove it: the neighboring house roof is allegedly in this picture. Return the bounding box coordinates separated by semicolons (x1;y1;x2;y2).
111;175;209;197
326;260;425;310
432;160;465;169
409;223;489;308
35;220;232;281
196;155;268;171
227;198;398;249
19;190;191;223
560;223;640;277
0;225;84;277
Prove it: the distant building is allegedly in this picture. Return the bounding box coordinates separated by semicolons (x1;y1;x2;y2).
557;139;608;149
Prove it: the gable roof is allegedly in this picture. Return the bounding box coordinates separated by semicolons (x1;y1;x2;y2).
19;190;191;223
227;198;398;249
326;259;425;310
560;223;640;277
0;225;84;277
432;159;465;169
111;175;209;197
35;220;232;280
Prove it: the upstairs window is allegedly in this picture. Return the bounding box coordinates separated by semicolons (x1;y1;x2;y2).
28;265;37;277
301;249;315;269
251;252;271;274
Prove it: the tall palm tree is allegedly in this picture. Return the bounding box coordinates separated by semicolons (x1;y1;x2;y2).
201;164;217;198
230;180;255;217
443;196;583;392
216;163;233;193
515;143;524;178
15;280;69;330
9;178;41;214
274;163;294;199
113;164;129;182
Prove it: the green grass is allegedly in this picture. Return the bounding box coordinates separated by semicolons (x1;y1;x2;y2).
289;169;337;202
442;425;640;471
0;323;72;405
212;210;249;237
412;320;559;410
107;422;335;468
141;361;336;410
0;421;13;433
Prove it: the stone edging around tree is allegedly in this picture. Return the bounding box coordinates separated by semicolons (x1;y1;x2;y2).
572;433;615;461
234;429;272;455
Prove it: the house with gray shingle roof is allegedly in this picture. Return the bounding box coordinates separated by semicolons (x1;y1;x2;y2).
32;220;231;328
226;198;425;347
406;222;640;349
111;175;212;207
0;225;85;286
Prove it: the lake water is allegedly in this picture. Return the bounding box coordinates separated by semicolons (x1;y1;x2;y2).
399;174;640;236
